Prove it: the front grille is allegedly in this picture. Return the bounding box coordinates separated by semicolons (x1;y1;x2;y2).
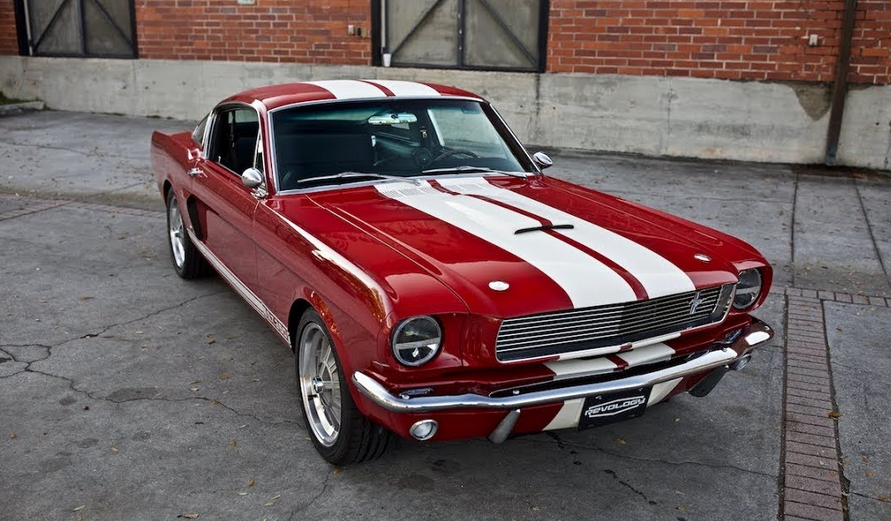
495;285;733;361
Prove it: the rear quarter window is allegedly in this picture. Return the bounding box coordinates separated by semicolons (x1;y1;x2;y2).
192;115;209;146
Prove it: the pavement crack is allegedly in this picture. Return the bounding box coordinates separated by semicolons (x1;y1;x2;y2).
853;179;890;289
3;292;227;376
0;344;52;377
850;491;891;504
0;139;130;160
13;366;295;426
535;432;774;479
603;469;658;505
288;466;334;520
70;290;229;342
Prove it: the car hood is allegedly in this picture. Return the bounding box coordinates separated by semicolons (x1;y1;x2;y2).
295;175;759;318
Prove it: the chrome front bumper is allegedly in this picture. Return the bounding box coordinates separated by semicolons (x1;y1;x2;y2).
353;319;774;414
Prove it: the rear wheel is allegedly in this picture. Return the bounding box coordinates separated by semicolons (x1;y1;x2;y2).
296;309;391;465
166;189;211;279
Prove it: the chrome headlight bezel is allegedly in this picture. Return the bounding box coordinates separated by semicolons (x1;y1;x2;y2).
391;316;442;367
733;268;763;310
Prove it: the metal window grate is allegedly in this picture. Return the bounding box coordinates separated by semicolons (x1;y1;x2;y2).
22;0;137;58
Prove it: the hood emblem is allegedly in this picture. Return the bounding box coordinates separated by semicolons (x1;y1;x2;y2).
694;253;711;262
489;281;510;292
689;291;705;314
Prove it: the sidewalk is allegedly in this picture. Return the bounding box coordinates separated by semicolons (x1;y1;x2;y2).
0;109;889;520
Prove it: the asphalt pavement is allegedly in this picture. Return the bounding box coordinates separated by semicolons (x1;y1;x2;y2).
0;110;889;521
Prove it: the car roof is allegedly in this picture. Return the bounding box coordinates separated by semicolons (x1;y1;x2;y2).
222;80;484;111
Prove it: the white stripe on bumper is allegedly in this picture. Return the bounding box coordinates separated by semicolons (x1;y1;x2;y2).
617;343;676;367
545;357;618;380
543;376;682;431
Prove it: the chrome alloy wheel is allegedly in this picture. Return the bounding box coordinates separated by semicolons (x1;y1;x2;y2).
167;196;186;269
298;323;342;447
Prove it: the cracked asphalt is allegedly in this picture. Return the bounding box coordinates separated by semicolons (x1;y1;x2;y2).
1;111;889;520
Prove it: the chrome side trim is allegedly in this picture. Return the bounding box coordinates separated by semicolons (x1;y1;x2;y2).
352;319;773;414
187;230;290;344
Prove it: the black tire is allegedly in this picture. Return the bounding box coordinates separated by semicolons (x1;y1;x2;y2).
166;189;211;279
295;309;392;465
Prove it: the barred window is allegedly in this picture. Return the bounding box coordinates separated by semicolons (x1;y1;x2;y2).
19;0;136;58
376;0;548;72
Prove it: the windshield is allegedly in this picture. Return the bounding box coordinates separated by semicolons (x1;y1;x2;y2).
271;99;533;190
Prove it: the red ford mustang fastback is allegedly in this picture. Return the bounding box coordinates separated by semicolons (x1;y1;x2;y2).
151;79;773;465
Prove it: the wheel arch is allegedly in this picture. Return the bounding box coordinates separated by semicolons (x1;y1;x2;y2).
288;298;313;351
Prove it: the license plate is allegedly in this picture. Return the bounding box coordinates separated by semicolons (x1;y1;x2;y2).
578;387;652;430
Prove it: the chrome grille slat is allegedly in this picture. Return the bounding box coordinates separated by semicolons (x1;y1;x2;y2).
495;286;731;361
500;300;717;331
502;291;713;325
496;310;718;351
497;299;719;336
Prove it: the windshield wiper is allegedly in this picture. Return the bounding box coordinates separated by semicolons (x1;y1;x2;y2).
295;172;421;186
421;166;529;179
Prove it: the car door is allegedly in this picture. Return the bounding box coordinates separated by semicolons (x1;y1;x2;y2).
191;104;262;290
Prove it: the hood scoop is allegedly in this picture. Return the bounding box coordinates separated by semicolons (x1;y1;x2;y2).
514;223;574;235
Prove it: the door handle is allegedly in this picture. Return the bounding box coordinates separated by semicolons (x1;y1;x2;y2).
188;167;204;177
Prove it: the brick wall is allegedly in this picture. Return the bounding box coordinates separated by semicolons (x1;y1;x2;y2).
2;1;888;85
548;0;891;85
850;0;891;84
0;0;18;56
135;0;372;64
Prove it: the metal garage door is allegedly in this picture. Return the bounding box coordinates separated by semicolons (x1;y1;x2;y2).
379;0;548;72
21;0;136;58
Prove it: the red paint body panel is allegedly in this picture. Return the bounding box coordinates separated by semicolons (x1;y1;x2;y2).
150;81;773;443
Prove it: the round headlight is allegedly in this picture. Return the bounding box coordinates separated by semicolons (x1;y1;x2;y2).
392;316;442;366
733;269;763;309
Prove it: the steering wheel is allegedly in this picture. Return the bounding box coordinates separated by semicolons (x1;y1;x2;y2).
431;148;479;163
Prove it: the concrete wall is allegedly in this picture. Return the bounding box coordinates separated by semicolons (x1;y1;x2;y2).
1;56;889;170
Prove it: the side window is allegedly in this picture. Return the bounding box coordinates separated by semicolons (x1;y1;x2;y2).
191;114;208;147
208;107;260;175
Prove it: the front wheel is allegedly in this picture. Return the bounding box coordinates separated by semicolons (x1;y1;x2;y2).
296;309;392;465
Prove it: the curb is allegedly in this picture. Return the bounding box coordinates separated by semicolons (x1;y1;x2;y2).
0;101;46;115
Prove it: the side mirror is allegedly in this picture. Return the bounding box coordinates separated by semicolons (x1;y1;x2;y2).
187;148;203;162
241;167;264;188
532;151;553;170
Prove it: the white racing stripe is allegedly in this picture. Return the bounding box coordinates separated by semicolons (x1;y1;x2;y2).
543;343;680;430
543;398;585;431
368;80;442;97
617;343;675;367
437;178;696;299
545;342;675;379
648;378;682;405
376;181;636;307
545;357;618;380
306;80;386;100
543;374;682;430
